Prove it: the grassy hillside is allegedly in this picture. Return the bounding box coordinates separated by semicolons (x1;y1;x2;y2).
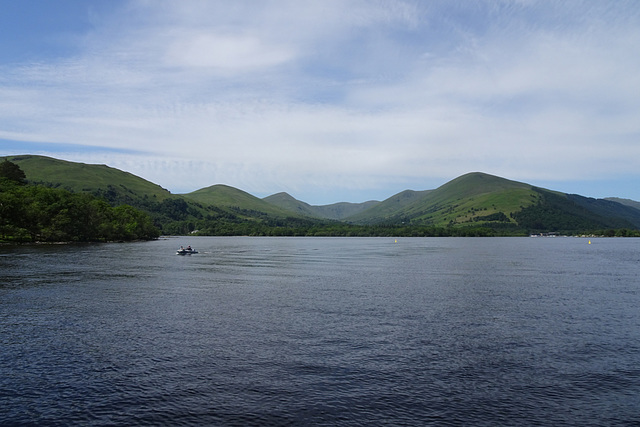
346;172;640;233
401;173;538;227
314;200;381;220
4;155;312;235
182;185;300;218
4;155;638;236
262;192;321;217
344;189;432;223
6;155;172;200
4;155;212;233
347;173;537;227
263;192;380;220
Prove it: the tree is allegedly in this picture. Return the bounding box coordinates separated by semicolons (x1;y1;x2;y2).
0;178;160;242
0;160;26;184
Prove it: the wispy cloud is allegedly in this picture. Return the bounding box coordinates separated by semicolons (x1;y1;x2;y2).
1;0;639;202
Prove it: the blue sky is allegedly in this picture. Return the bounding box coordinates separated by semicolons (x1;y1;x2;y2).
1;0;639;204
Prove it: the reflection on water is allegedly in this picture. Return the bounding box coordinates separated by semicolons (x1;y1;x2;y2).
1;237;640;425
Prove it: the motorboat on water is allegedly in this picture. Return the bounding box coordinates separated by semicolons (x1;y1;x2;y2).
176;246;198;255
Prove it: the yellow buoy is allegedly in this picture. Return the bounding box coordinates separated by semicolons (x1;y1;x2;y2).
588;240;591;244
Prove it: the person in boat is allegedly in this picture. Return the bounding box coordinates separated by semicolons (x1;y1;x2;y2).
187;245;192;251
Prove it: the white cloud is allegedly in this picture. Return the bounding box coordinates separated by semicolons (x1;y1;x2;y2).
164;33;294;70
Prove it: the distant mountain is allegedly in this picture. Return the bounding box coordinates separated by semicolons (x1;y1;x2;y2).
4;155;639;235
182;184;297;218
263;192;380;220
567;195;640;228
605;197;640;211
260;192;319;217
342;189;432;223
346;172;534;226
343;172;640;233
314;200;381;220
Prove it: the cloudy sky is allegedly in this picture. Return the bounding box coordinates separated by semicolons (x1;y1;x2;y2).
1;0;639;204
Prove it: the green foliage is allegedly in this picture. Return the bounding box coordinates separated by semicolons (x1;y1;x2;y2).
182;215;499;237
473;211;509;222
512;188;635;233
0;180;159;243
0;160;26;184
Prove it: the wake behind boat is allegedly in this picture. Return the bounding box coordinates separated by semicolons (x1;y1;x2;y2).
177;246;198;255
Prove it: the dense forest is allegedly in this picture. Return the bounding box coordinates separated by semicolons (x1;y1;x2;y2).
0;160;159;243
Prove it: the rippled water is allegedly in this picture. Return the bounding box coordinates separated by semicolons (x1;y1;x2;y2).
1;237;639;426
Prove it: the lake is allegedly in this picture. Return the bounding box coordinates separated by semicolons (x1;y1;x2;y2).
1;237;639;426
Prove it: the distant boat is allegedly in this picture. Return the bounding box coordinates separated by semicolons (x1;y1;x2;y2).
176;247;198;255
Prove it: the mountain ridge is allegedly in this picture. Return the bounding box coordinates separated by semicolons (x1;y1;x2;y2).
262;192;380;220
181;184;297;218
4;154;640;235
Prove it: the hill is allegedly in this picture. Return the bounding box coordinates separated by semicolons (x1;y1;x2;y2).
181;185;298;218
567;195;640;229
344;172;640;234
606;197;640;211
0;158;160;242
331;190;431;222
263;192;379;220
346;173;535;226
5;154;172;203
3;155;304;235
3;155;639;236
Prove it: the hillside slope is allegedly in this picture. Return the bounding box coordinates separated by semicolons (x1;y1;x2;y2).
5;154;173;203
182;185;301;218
4;155;638;235
263;192;380;220
347;172;535;226
262;192;321;218
606;197;640;212
3;155;295;234
346;172;640;233
344;189;432;223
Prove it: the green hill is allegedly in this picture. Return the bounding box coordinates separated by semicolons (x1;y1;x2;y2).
605;197;640;212
262;192;321;217
564;194;640;228
3;155;639;236
510;189;640;233
263;192;380;220
5;154;172;203
314;200;381;220
334;190;430;223
3;155;311;235
182;185;299;218
345;172;640;234
347;172;535;227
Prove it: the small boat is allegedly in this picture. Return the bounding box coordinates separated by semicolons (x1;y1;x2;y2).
176;247;198;255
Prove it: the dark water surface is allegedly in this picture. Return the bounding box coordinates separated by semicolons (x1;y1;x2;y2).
1;237;639;426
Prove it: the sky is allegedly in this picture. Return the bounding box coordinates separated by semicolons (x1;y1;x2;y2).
1;0;639;205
